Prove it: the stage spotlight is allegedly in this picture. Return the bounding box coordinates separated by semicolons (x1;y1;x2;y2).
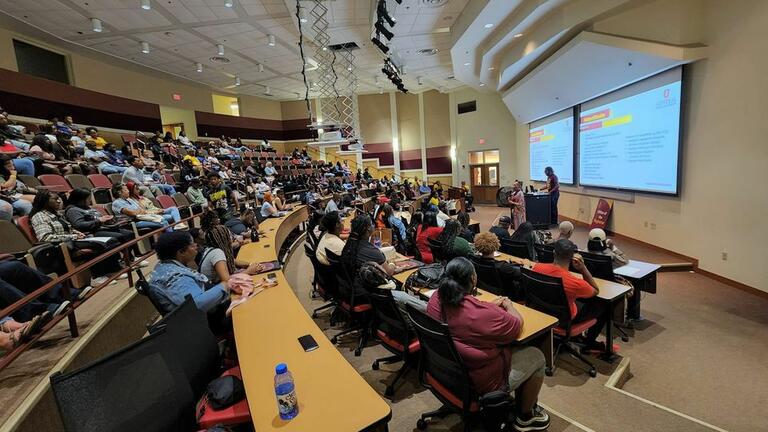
371;36;389;54
377;1;396;27
375;20;394;40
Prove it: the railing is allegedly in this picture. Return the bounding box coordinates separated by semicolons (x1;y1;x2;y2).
302;146;406;182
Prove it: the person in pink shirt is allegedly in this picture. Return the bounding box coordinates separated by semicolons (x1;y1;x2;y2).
426;257;550;431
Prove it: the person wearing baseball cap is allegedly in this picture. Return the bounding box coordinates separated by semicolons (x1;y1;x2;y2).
587;228;629;268
533;239;609;352
490;215;513;243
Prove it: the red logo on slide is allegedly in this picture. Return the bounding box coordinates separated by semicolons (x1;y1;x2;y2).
663;89;670;98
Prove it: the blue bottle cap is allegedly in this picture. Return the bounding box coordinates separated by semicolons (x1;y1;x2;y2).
275;363;288;374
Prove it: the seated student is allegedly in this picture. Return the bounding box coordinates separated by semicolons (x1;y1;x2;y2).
533;239;608;352
271;188;294;212
111;183;167;231
325;193;342;214
196;214;261;285
473;232;523;300
260;192;285;219
426;257;550;431
64;188;140;259
0;260;76;321
490;216;513;244
0;158;35;216
415;211;443;264
435;219;474;260
85;127;108;149
316;211;346;266
148;232;237;332
558;221;574;241
435;202;451;228
456;210;475;242
382;204;406;244
224;208;258;239
263;162;277;183
122;156;161;198
185;178;208;209
30;190;123;286
205;173;238;221
358;261;427;321
587;228;628;268
428;191;440;207
84;141;126;174
341;214;395;277
510;221;540;261
126;182;187;230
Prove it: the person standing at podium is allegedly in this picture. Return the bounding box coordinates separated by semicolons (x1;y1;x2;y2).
540;166;559;225
508;180;526;229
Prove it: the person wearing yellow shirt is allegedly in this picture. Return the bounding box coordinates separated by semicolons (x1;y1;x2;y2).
86;127;108;149
183;153;201;167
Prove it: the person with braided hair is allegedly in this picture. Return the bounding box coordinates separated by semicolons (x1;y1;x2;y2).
435;219;474;260
340;214;395;277
197;211;262;284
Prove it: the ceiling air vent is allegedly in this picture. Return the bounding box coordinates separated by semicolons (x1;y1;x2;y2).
209;56;231;64
327;42;360;52
417;48;439;56
421;0;450;8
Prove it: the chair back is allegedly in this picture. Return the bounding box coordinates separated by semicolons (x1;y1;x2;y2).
427;237;445;263
521;268;572;327
534;244;554;263
107;173;123;185
163;174;176;185
172;193;191;207
0;220;33;254
500;240;530;259
304;243;338;300
50;330;196;432
87;174;113;189
15;216;38;243
156;195;176;209
147;296;219;398
579;250;615;281
368;287;412;351
64;174;93;190
405;304;475;410
38;174;72;193
18;174;41;188
469;255;504;296
325;249;358;307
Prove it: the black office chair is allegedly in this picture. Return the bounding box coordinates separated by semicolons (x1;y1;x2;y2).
304;243;338;321
534;244;554;263
368;287;420;397
326;249;372;356
50;330;196;432
147;296;221;399
134;268;166;317
521;268;598;377
469;255;505;296
500;239;530;260
405;304;511;432
579;250;630;342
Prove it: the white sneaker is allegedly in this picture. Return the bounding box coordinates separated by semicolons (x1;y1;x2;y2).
92;276;112;286
135;260;150;268
116;272;129;280
174;223;189;230
77;286;94;300
52;301;71;317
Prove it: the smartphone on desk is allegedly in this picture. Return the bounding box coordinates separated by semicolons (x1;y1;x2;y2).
266;272;277;282
298;334;319;352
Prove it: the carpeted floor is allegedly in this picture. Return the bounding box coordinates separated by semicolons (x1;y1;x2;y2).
284;204;768;432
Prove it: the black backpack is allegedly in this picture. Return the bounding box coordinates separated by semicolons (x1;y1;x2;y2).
404;263;444;294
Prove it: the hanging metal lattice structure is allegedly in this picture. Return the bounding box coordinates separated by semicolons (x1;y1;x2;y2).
306;0;361;143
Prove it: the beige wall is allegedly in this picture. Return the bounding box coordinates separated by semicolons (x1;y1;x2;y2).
507;0;768;291
453;88;519;188
281;99;315;120
359;93;392;144
211;94;239;116
159;106;198;139
239;94;282;120
423;90;450;150
396;92;420;152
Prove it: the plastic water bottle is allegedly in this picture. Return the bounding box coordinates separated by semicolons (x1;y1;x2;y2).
373;232;382;248
274;363;299;420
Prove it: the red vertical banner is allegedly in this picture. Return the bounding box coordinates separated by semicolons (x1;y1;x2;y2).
590;199;614;230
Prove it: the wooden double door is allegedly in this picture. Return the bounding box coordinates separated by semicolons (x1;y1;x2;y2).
470;163;499;204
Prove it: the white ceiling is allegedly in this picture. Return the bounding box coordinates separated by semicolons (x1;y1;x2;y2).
0;0;469;100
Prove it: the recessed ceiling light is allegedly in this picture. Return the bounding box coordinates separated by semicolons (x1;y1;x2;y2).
299;6;308;23
463;62;470;66
217;44;224;55
488;66;495;71
484;23;493;29
514;33;524;38
417;76;423;86
235;76;241;86
195;62;202;72
140;41;150;54
90;18;102;33
258;63;264;73
264;86;271;95
479;82;485;87
224;0;234;7
141;0;151;10
267;34;275;46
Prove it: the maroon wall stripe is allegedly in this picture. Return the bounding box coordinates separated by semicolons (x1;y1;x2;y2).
364;152;394;167
400;148;422;160
427;157;452;174
195;111;315;141
426;145;451;158
400;159;423;170
195;111;283;130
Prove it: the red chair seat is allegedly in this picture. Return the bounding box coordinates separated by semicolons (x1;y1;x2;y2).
196;366;251;429
425;372;479;412
340;301;372;313
376;329;420;354
553;318;598;337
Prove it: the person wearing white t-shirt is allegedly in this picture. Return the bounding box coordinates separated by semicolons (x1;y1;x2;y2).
315;211;346;266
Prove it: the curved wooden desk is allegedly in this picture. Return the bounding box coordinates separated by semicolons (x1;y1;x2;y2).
234;207;391;431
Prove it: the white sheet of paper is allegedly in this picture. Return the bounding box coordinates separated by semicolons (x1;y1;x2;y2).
614;266;640;277
493;251;501;257
424;289;436;298
85;237;115;244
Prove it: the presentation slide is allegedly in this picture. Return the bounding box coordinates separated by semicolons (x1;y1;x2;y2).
529;116;574;184
579;80;681;194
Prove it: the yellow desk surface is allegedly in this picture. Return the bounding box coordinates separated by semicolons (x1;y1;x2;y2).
393;268;557;343
494;252;631;300
234;207;391;431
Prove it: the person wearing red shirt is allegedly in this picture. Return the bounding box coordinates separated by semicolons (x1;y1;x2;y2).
415;211;443;263
427;257;550;431
533;239;608;351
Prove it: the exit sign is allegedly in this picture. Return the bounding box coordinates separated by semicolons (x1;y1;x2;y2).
172;93;182;101
478;138;485;145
